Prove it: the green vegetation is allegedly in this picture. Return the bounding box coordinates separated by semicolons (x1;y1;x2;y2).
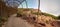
31;12;58;19
18;8;32;15
31;12;41;15
41;13;57;19
57;15;60;19
0;16;8;27
18;8;60;20
0;16;2;27
18;8;34;11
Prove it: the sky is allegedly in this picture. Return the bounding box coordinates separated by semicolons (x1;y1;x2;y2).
18;0;60;16
4;0;60;16
40;0;60;16
18;0;38;8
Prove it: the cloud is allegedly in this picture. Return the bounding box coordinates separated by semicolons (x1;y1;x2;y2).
40;0;60;16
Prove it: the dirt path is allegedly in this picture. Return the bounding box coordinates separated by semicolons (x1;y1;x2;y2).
2;14;60;27
5;14;34;27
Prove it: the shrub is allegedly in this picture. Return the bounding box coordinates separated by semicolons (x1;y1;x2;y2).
0;16;8;27
0;16;2;23
32;12;41;15
0;16;2;27
57;15;60;19
41;13;57;19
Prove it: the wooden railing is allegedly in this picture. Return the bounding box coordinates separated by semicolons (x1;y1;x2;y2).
0;1;17;17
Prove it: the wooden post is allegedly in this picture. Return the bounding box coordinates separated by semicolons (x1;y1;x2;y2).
37;0;40;23
38;0;40;14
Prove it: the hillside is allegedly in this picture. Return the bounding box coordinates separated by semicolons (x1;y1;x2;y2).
1;8;60;27
17;8;59;27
